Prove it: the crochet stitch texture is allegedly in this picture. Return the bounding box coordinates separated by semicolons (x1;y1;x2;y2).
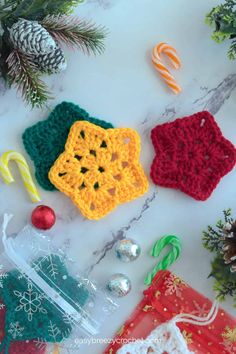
49;121;149;220
22;101;113;191
117;321;193;354
0;306;45;354
150;111;236;201
0;254;89;353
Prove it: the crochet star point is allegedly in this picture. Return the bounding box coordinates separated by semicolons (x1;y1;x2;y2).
150;111;236;201
49;121;148;219
22;102;113;191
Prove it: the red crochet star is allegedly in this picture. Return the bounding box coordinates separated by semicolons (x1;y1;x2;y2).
150;111;236;201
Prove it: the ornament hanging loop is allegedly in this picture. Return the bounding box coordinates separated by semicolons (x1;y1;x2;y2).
144;235;182;286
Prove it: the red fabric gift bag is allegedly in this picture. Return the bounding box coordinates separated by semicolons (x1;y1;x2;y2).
104;270;236;354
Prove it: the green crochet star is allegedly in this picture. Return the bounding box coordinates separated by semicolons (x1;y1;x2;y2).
0;254;89;353
22;101;114;191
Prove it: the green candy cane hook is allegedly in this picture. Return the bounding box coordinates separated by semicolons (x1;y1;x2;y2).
144;235;182;286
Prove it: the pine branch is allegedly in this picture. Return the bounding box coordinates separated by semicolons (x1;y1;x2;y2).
0;0;22;21
0;34;13;80
202;226;223;252
214;280;236;301
41;15;106;55
228;39;236;59
206;0;236;59
224;0;236;10
211;31;231;43
208;225;222;237
210;255;235;281
223;208;233;223
203;209;236;305
12;0;85;21
6;49;51;108
57;0;85;15
202;210;234;252
0;0;18;13
211;256;236;304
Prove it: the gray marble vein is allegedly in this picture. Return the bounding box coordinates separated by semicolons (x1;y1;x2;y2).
88;73;236;273
141;104;178;136
87;0;114;9
88;191;157;273
160;106;177;120
140;107;176;126
140;74;236;135
194;74;236;115
57;201;85;223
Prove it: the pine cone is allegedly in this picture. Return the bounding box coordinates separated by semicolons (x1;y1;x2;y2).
222;220;236;272
9;19;56;55
33;44;67;74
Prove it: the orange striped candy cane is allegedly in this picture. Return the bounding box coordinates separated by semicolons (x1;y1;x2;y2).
152;42;182;94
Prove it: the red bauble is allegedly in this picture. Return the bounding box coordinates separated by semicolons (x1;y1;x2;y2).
31;205;56;230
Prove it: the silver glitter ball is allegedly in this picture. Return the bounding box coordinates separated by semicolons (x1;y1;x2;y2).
106;273;131;297
115;238;141;262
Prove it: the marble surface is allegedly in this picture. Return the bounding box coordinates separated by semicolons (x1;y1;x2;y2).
0;0;236;353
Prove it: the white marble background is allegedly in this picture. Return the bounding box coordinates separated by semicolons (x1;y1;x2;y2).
0;0;236;353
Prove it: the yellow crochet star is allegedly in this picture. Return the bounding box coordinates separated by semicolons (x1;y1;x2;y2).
49;121;149;220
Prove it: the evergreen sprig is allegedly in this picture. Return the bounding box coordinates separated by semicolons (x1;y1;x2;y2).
202;209;236;307
214;280;236;302
41;15;106;55
0;0;20;20
6;49;50;108
0;0;106;107
202;225;223;252
228;39;236;59
0;0;84;21
0;35;11;81
206;0;236;59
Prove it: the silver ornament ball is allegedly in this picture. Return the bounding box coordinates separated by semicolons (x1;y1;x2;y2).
107;273;131;297
115;238;141;262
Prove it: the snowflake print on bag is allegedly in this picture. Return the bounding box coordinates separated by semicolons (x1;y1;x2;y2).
221;340;236;353
34;320;81;351
33;254;60;280
181;330;193;345
191;301;210;317
0;264;8;288
222;326;236;342
8;322;24;339
220;326;236;352
164;274;187;298
105;270;236;354
14;281;47;321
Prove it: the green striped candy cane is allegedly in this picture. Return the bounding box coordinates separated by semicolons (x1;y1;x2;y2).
144;235;182;286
